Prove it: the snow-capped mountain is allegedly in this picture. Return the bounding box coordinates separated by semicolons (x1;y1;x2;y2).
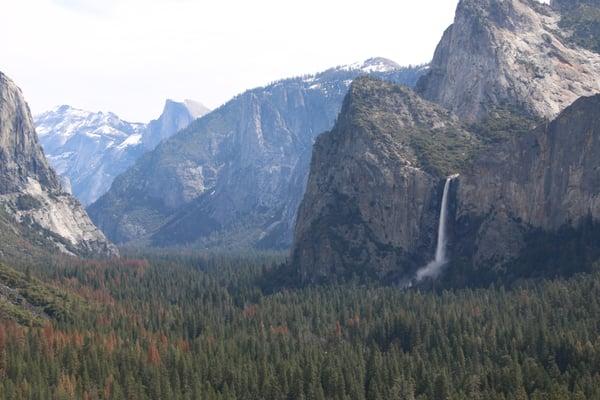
35;100;209;205
341;57;404;73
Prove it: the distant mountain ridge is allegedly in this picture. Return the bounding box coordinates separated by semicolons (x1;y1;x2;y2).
88;59;428;249
35;99;209;205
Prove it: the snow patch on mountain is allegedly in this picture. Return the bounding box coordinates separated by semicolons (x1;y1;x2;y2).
117;133;142;150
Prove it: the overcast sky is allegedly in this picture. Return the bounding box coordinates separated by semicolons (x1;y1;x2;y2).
2;0;461;122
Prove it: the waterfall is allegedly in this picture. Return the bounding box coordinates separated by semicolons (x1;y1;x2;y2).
416;174;459;281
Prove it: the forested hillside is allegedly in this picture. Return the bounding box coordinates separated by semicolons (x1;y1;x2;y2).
0;253;599;399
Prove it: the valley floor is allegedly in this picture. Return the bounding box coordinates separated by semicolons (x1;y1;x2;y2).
0;252;599;399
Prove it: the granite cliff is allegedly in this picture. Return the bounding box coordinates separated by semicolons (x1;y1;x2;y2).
453;94;600;281
417;0;600;123
291;78;477;283
0;71;116;260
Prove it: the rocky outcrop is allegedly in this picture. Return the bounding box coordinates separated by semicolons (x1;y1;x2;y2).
0;71;117;258
455;94;600;269
291;78;477;283
417;0;600;123
88;60;428;249
36;99;208;205
0;75;57;194
142;99;209;151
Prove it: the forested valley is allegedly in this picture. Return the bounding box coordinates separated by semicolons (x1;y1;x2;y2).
1;252;599;400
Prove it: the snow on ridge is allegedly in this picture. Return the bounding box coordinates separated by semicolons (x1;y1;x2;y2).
339;57;401;73
299;57;402;86
35;105;145;147
116;133;142;150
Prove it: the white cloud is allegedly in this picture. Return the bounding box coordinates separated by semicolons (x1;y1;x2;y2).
2;0;459;121
52;0;118;15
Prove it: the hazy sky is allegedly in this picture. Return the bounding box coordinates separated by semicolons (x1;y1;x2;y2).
3;0;461;122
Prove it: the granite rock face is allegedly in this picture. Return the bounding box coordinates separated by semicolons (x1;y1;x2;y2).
0;71;117;258
456;94;600;268
291;78;477;283
88;59;428;249
417;0;600;123
142;99;209;152
0;75;57;194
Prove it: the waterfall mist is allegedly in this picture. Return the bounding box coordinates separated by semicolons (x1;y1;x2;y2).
415;174;458;281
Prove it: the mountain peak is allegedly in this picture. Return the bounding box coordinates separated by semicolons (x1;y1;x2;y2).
360;57;402;72
55;104;74;113
162;99;210;119
342;57;401;73
183;99;210;118
417;0;600;122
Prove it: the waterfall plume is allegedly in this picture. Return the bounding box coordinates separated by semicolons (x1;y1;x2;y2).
416;174;459;281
